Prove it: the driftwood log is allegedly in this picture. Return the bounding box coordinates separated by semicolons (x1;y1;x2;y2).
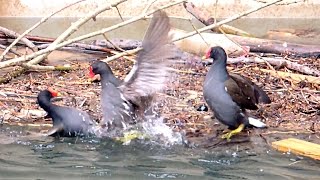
183;1;320;58
1;33;319;77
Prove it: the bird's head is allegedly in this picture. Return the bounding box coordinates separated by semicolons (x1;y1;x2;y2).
47;87;61;97
202;46;227;63
89;60;113;79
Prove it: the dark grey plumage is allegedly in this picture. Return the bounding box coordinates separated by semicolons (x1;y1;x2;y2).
203;46;271;130
37;90;96;137
90;10;174;131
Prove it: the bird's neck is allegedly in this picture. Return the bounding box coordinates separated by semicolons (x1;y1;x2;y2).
208;59;229;82
100;72;120;88
38;96;56;114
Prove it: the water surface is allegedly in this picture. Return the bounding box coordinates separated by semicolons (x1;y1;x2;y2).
0;125;319;180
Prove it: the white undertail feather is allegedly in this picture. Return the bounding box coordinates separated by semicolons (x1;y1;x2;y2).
248;117;267;128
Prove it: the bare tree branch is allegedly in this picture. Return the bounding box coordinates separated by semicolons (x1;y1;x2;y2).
0;0;185;69
26;0;128;67
0;26;38;54
0;0;88;61
173;0;283;42
0;44;21;56
222;56;320;76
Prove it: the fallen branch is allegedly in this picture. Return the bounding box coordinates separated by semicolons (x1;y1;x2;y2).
102;48;141;62
231;35;320;57
0;33;56;43
39;42;136;62
22;64;73;71
225;56;320;76
181;0;320;58
1;35;137;62
0;65;72;84
27;0;128;67
183;1;253;37
93;38;142;50
0;0;88;61
0;67;26;84
256;67;320;85
0;44;21;56
171;0;283;42
37;43;108;54
0;33;141;51
0;26;38;54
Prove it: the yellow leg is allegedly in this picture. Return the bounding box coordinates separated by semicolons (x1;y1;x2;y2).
221;124;245;141
115;130;148;144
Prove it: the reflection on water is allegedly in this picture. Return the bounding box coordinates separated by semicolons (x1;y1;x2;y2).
0;125;319;179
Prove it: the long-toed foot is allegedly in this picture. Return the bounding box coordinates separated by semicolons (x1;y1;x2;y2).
221;124;245;141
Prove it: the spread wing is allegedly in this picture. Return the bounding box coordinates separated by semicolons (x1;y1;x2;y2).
225;73;259;110
120;10;174;104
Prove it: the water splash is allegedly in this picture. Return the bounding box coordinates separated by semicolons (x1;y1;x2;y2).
141;116;185;147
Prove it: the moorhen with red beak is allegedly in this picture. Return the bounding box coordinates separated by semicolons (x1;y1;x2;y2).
37;88;97;137
203;46;271;140
89;10;174;131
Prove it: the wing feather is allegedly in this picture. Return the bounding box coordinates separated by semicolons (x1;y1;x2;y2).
120;10;174;104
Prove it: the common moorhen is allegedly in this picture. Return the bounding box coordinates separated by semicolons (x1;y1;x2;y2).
89;10;174;130
202;46;271;140
37;88;97;137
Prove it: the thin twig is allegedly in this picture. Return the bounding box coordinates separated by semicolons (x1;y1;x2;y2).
0;44;21;56
0;0;185;69
300;89;310;105
102;34;136;62
172;0;283;42
142;0;159;14
102;33;126;52
104;0;282;63
188;19;210;47
102;48;141;62
253;0;303;5
27;0;128;67
0;26;38;53
214;0;218;25
0;0;88;61
115;6;124;21
218;26;275;71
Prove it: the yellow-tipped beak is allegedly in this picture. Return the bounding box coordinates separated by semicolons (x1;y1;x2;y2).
202;55;207;60
56;92;62;97
89;74;101;82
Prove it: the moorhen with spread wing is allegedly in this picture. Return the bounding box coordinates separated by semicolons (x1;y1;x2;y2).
202;46;271;140
89;10;174;131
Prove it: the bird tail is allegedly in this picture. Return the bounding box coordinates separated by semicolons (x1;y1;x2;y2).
248;117;267;128
253;84;271;104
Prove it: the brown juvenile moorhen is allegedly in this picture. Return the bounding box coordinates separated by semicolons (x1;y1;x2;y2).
37;88;97;137
203;46;271;140
89;10;174;131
